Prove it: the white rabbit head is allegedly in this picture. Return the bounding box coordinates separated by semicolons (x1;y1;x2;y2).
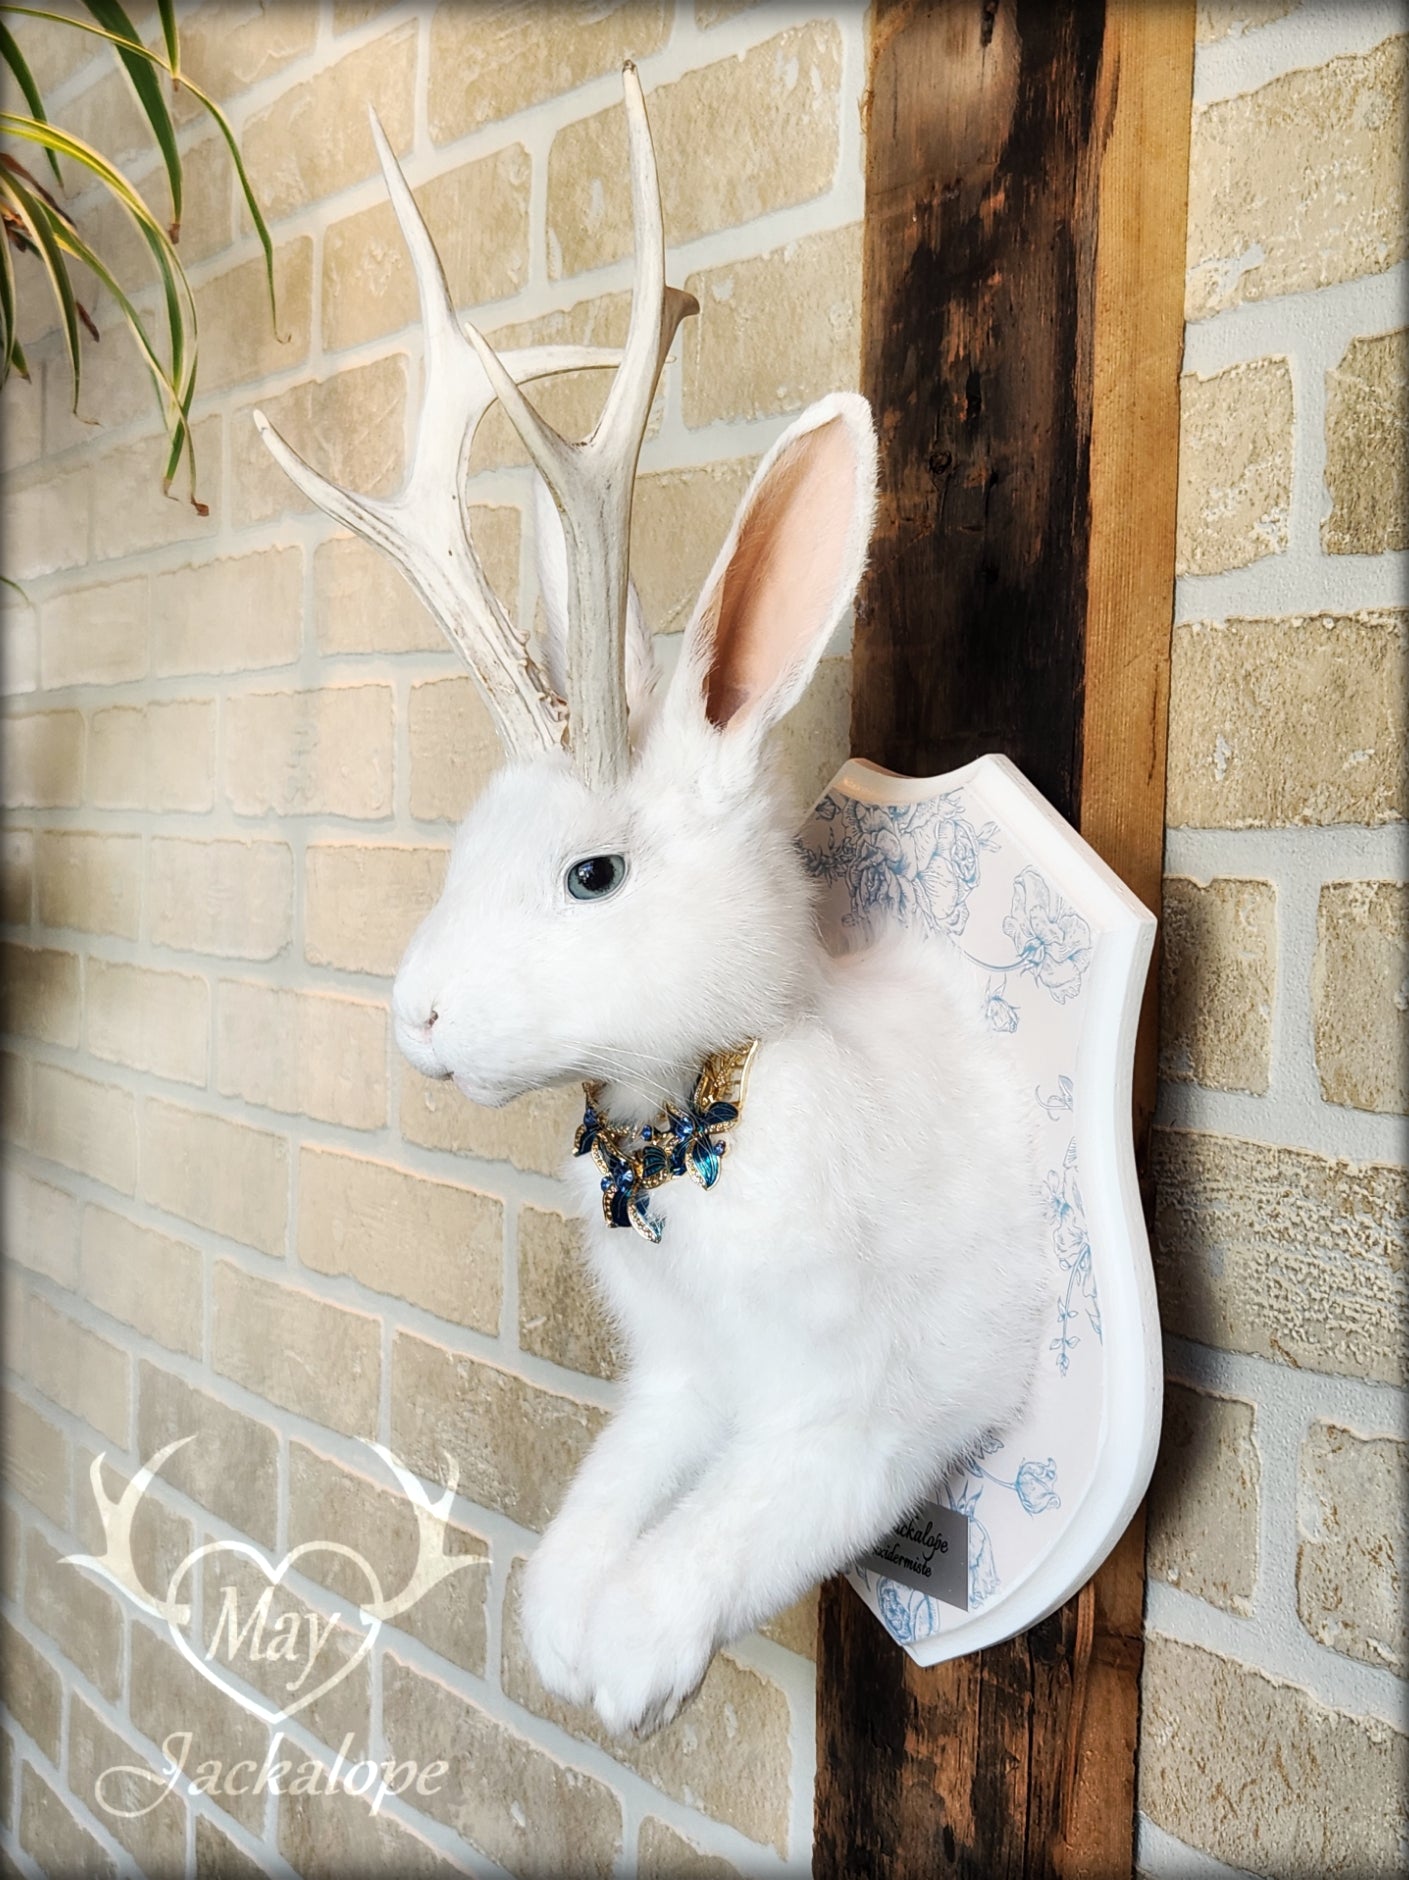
392;392;878;1109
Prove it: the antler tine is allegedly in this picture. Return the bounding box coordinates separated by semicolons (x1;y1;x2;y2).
461;62;698;792
254;110;624;760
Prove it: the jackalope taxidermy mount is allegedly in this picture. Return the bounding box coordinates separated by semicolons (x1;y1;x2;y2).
257;68;1045;1736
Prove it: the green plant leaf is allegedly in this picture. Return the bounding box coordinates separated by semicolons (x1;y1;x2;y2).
81;0;181;234
1;162;82;407
156;0;176;74
0;19;61;184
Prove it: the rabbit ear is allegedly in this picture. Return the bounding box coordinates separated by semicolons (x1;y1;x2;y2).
532;476;660;729
672;392;877;747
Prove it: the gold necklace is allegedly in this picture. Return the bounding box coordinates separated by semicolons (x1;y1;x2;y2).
573;1040;760;1243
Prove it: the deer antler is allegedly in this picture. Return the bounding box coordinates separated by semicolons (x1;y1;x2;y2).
256;67;695;784
358;1443;479;1623
63;1439;193;1623
465;62;696;789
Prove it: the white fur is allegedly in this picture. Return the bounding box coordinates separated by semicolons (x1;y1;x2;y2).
393;392;1048;1736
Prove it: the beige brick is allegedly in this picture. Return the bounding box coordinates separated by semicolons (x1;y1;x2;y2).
470;291;661;470
152;547;302;675
167;129;237;266
1159;877;1276;1094
176;0;317;105
196;1816;268;1880
36;829;141;938
24;1526;122;1700
305;841;447;975
550;23;842;277
684;223;862;430
74;1443;195;1630
1196;0;1296;40
137;1362;277;1547
40;573;146;687
2;1620;61;1761
195;238;312;392
401;1063;580;1178
2;596;38;695
2;1390;68;1526
0;1727;9;1832
391;1332;606;1531
32;1063;136;1194
334;0;398;28
1298;1419;1405;1675
130;1623;269;1833
88;698;215;812
213;1261;380;1435
288;1439;488;1678
1141;1635;1407;1874
86;958;209;1086
91;415;221;560
429;0;670;142
5;463;90;580
324;148;532;353
199;1544;371;1751
317;507;519;654
696;0;760;24
298;1145;501;1330
1;942;80;1046
502;1559;792;1854
1;828;33;923
759;1586;819;1659
518;1205;620;1380
148;835;294;960
243;24;416;222
1313;880;1408;1115
1176;357;1293;575
0;374;41;471
18;1761;114;1878
81;1203;203;1357
64;64;153;166
314;535;438;655
223;683;393;819
382;1651;622;1877
217;981;386;1128
1185;36;1407;321
639;1816;745;1880
1153;1129;1407;1385
1166;612;1406;828
631;458;756;635
409;675;501;821
24;1291;130;1444
280;1764;467;1877
68;1694;186;1876
1;1048;32;1148
2;1170;78;1286
1323;327;1408;555
1147;1382;1260;1615
8;3;95;98
1;710;82;808
142;1096;288;1256
44;308;158;452
231;354;407;526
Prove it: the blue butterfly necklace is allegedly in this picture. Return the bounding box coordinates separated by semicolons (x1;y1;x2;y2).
574;1039;759;1244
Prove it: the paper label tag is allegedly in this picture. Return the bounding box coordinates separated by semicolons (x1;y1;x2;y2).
855;1500;969;1611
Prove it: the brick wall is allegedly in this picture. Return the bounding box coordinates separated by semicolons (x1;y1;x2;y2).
0;4;866;1873
1140;5;1406;1876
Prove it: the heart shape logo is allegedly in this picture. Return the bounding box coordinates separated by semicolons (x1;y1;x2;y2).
165;1539;385;1728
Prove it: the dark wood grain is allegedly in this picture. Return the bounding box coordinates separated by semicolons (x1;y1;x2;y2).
820;2;1194;1875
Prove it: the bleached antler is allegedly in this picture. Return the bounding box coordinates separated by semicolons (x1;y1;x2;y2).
458;61;695;790
256;67;695;784
254;118;615;759
359;1443;479;1623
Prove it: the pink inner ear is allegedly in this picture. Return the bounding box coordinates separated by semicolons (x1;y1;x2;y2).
704;416;857;731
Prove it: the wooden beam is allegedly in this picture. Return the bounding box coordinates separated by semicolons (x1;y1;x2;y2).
816;3;1193;1876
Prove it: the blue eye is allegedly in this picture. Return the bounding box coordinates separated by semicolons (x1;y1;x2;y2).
566;854;627;901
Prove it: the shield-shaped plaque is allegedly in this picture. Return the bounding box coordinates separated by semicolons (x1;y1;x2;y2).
796;754;1160;1666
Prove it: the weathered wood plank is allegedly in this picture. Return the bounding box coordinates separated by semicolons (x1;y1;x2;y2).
818;1;1192;1874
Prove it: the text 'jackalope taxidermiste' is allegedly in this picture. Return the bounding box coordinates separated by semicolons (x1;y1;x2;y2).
257;66;1046;1737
